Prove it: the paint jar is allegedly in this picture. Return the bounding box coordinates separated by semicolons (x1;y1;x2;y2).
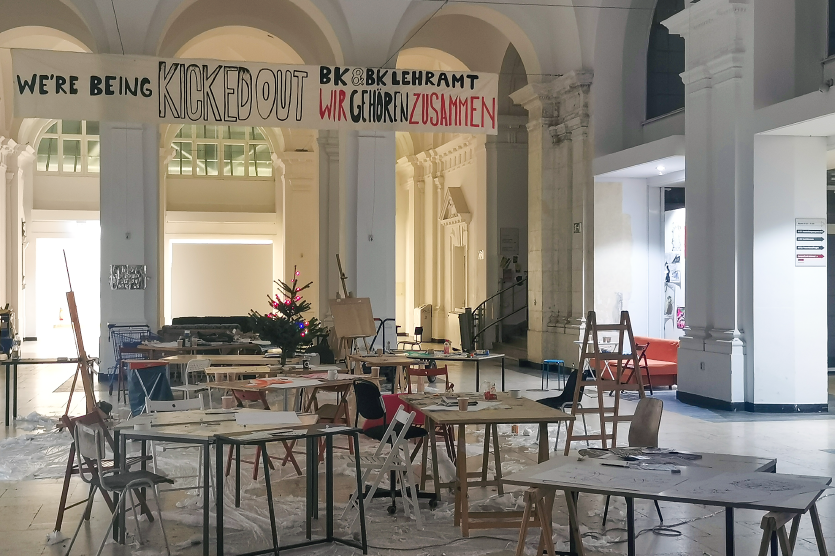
327;369;338;380
458;397;469;411
510;389;522;399
370;366;380;378
511;424;519;435
221;396;235;410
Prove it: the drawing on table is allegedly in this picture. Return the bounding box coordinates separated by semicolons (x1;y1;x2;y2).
531;462;687;493
661;472;831;505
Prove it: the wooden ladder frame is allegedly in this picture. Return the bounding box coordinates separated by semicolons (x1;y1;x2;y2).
563;311;645;455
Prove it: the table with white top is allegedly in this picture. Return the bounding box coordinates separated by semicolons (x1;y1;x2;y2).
404;352;507;391
503;452;829;556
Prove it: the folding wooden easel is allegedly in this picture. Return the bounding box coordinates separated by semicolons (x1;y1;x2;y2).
563;311;645;455
62;252;97;417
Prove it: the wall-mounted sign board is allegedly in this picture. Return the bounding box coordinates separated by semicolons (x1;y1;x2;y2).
9;49;499;135
795;218;826;267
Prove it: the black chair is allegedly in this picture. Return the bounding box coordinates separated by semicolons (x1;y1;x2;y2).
353;379;436;512
537;369;589;450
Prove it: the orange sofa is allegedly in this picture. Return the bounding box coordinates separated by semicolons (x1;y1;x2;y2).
631;336;678;388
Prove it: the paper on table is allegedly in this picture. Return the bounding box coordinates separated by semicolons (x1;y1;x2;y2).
531;461;688;493
235;412;302;425
266;378;322;389
659;472;831;505
420;401;503;412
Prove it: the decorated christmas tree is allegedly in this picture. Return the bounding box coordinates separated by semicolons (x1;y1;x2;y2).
249;266;327;365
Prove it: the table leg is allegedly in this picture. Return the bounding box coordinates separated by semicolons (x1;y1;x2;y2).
476;361;480;392
725;507;735;556
326;435;334;540
810;503;828;555
456;423;469;536
202;441;210;556
429;417;441;500
501;357;505;392
235;444;241;508
349;432;367;553
311;436;319;520
260;444;280;555
12;363;17;422
538;423;550;463
491;423;503;495
5;363;9;426
216;441;225;556
564;490;585;556
626;497;635;556
306;436;313;539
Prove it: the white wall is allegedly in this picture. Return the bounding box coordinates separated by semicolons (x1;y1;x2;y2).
170;243;273;318
752;135;828;407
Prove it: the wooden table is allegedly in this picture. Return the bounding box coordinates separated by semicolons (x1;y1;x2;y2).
163;354;290;366
206;376;359;412
502;453;829;556
136;342;263;359
2;357;80;425
404;352;507;391
401;393;573;536
345;353;418;392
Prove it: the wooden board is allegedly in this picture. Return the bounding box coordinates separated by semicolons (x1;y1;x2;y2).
401;393;573;426
329;297;375;338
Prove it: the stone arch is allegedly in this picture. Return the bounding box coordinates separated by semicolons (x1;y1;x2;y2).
156;0;342;64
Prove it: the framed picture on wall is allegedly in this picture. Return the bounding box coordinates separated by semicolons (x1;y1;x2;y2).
676;307;686;329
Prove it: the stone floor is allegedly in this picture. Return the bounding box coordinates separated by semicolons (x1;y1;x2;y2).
0;341;833;556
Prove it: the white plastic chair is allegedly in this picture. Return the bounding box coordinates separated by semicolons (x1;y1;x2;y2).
170;358;211;401
145;397;213;496
342;407;422;527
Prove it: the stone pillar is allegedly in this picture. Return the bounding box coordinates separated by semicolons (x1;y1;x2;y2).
99;123;159;374
282;151;319;315
318;130;339;323
511;71;594;367
665;0;753;408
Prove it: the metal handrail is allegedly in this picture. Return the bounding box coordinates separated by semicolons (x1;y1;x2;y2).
472;276;527;346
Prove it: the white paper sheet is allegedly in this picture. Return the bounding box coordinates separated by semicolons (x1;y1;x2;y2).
531;461;688;493
659;472;831;505
265;378;323;389
235;411;302;425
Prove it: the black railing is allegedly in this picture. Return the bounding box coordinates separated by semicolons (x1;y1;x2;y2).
472;276;527;349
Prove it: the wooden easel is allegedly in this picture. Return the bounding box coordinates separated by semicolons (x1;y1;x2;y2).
62;252;97;417
330;297;375;369
563;311;645;455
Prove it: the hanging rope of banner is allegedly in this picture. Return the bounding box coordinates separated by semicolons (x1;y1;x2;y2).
383;0;449;68
109;0;125;55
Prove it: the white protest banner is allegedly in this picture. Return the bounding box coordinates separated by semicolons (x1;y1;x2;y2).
11;49;499;134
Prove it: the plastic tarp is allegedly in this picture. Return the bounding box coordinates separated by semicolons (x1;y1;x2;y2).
128;364;173;415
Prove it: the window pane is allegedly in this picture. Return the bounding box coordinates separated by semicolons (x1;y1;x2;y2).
224;144;245;176
222;126;246;140
87;140;100;173
45;123;58;134
169;141;193;175
86;121;99;135
63;121;82;135
196;143;219;176
249;144;273;177
195;126;218;139
250;127;265;140
63;140;81;172
37;138;58;172
175;125;192;139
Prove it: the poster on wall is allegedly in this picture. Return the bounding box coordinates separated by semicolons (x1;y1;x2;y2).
9;48;499;135
663;208;686;339
795;218;826;267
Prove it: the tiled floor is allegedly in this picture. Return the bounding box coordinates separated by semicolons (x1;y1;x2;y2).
1;341;833;555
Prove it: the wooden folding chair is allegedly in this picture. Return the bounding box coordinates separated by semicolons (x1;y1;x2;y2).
54;410;153;533
406;366;456;463
621;342;653;395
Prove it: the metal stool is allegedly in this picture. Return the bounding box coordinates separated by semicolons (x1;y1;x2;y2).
541;359;565;390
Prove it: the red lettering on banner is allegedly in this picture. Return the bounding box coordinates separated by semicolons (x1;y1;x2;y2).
338;89;347;121
319;89;332;120
482;97;495;129
440;94;448;127
430;93;439;126
470;96;479;127
461;97;469;126
422;93;429;124
409;93;420;124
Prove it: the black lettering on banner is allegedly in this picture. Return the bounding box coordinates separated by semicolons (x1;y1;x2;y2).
203;65;222;121
351;68;364;86
55;75;67;94
411;71;421;87
467;74;479;89
293;70;307;121
366;68;375;86
425;71;435;86
140;77;152;97
70;76;79;94
452;74;464;89
320;66;331;85
392;71;400;86
375;89;383;122
17;74;36;94
376;69;387;87
399;91;409;122
104;75;116;95
349;90;362;123
238;68;253;120
90;75;103;96
276;70;292;121
38;74;50;94
185;64;203;121
256;69;276;119
223;66;238;122
384;91;393;123
361;90;368;122
159;62;181;118
124;77;137;96
335;67;349;86
437;73;450;88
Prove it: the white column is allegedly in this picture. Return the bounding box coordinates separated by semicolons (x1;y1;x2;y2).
752;136;828;410
99;123;159;374
354;131;397;346
318;130;339;322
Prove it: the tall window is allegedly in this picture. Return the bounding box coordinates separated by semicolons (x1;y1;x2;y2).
646;0;686;120
36;120;100;174
829;0;835;56
168;125;273;178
